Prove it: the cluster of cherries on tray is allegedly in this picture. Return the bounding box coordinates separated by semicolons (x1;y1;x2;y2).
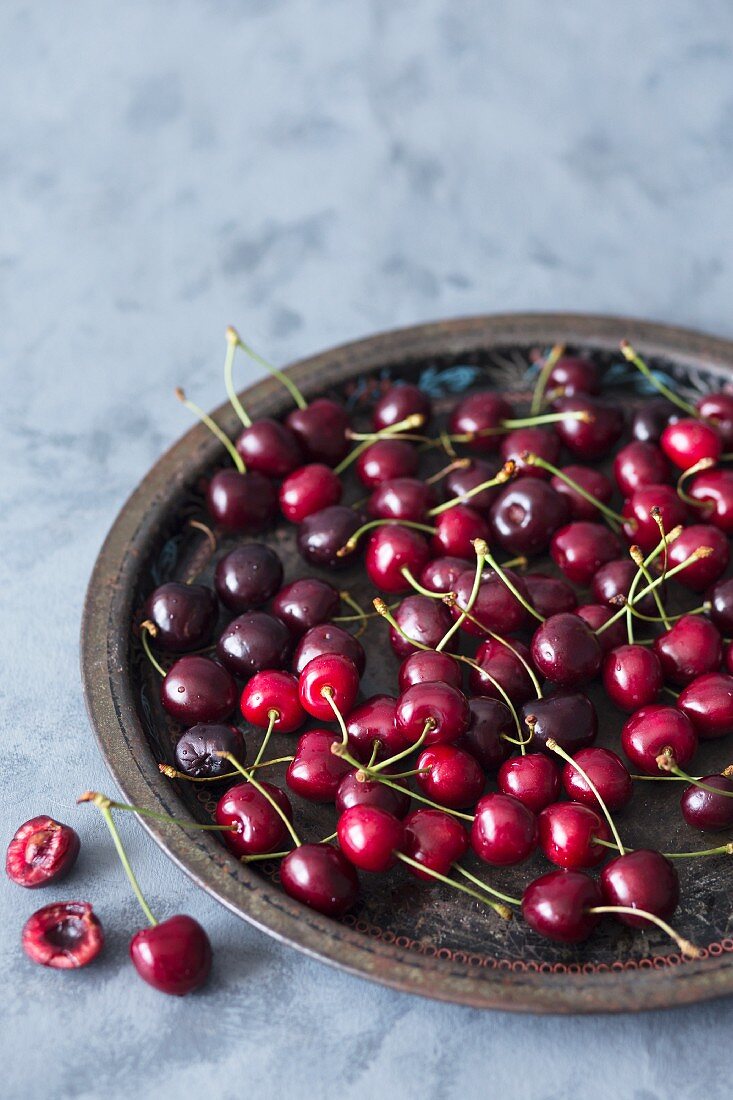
10;331;733;994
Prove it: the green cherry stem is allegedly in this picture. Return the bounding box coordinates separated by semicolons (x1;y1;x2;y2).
629;545;671;633
426;460;516;517
175;387;246;473
425;457;471;485
596;543;708;636
620;342;699;418
336;518;437;558
252;709;279;769
223;327;252;428
77;793;158;926
77;791;236;832
521;453;624;530
530;343;566;415
401;566;454;599
242;850;291;863
435;540;485;651
227;325;308;411
452;864;522;907
587;905;700;958
482;548;544;622
395;853;512;919
216;751;302;848
676;458;717;511
594;836;733;860
656;753;733;798
139;621;166;677
377;775;475;822
321;688;349;746
545;739;625;856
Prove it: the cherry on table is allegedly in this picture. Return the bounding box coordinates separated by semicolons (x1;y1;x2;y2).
235;418;303;479
337;804;405;872
356;439;419;488
130;914;212;996
660;417;722;470
530;612;602;688
388;596;455;658
272;577;341;638
174;723;246;779
21;901;104;969
279;463;342;523
550;521;622;586
497;753;560;813
286;398;351;466
298;653;360;721
538;801;610;869
395;681;470;745
613;440;670;497
524;573;578;618
522;692;598;755
600;849;679;926
449;391;514;452
143;582;218;652
489;477;569;555
677;672;733;740
602;644;663;712
6;816;80;888
561;747;633;811
367;478;436;523
431;505;489;560
621;484;687;554
297;505;365;568
373;382;431;431
681;775;733;831
415;744;485;809
620;704;697;774
216;781;294;857
666;523;729;591
399;650;462;691
553;395;624;459
653;616;722;687
335;772;411;818
240;669;305;733
279;844;359;917
293;624;366;678
287;729;353;801
522;869;602;944
161;656;237;724
471;792;538;866
206;469;278;533
214;544;283;612
216;611;291;679
365;525;430;593
687;468;733;534
460;697;512;773
468;637;536;705
402;808;469;881
550;464;613;522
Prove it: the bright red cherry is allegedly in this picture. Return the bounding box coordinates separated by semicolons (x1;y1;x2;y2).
216;781;293;857
161;656;237;725
240;670;305;733
398;650;462;691
372;383;431;431
489;478;569;555
550;464;613;522
687;468;733;534
285;398;350;466
666;524;729;591
130;914;212;997
395;682;470;745
431;505;489;559
522;869;602;944
613;441;670;497
449;391;514;452
22;901;104;969
653;616;722;687
621;484;687;554
6;816;80;888
402;808;469;881
553;395;623;459
272;578;341;638
677;673;733;740
293;624;366;678
286;730;352;802
561;747;633;811
367;478;436;522
346;695;407;763
388;596;455;658
531;613;602;688
337;805;405;872
356;439;418;488
497;753;560;813
471;792;538;866
538;802;610;869
468;637;537;705
522;693;598;755
335;772;411;818
415;744;484;809
550;522;621;586
280;844;359;917
235;418;303;479
460;697;513;772
206;469;277;533
365;525;430;593
298;654;360;721
602;644;663;712
660;417;722;470
600;849;679;926
680;775;733;831
279;463;342;523
621;705;697;774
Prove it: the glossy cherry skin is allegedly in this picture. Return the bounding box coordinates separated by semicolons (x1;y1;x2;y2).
6;817;80;888
130;915;212;997
522;870;602;944
346;695;407;763
602;644;663;712
216;781;293;857
367;478;435;523
449;391;513;452
216;612;291;679
621;484;687;554
161;656;237;724
279;463;342;523
452;566;530;637
293;624;366;678
279;844;359;917
497;753;560;813
687;468;733;534
402;809;469;881
621;705;697;774
297;506;364;569
235;418;302;479
709;577;733;632
680;775;733;831
553;395;624;459
489;478;569;555
21;901;104;969
298;654;360;721
550;464;613;522
286;730;352;802
677;673;733;739
632;398;678;443
561;747;633;811
600;850;679;927
660;416;722;470
444;459;501;513
272;578;340;638
373;382;431;431
499;426;560;479
575;603;627;654
240;670;305;733
356;439;418;489
335;772;411;819
214;544;283;613
431;505;489;560
174;723;246;779
337;805;405;872
613;441;670;497
653;616;722;687
415;744;484;809
550;522;622;587
524;573;577;618
590;559;654;614
365;525;430;593
538;802;610;869
546;355;600;397
143;582;217;653
398;650;462;691
522;693;598;755
471;793;538;866
531;613;602;688
460;698;512;772
388;596;454;658
206;469;277;533
468;638;536;705
285;398;350;466
666;523;729;591
697;391;733;447
419;555;471;594
395;682;470;745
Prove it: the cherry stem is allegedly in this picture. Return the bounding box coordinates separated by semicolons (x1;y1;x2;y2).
594;836;733;860
395;852;512;919
482;629;543;700
401;566;453;599
620;342;699;418
453;864;522;907
175;387;246;473
337;518;436;558
338;590;369;638
188;518;217;554
321;687;349;746
435;540;485;651
597;540;705;636
530;343;566;415
139;621;166;677
545;739;625;856
228;325;308;410
77;793;157;927
242;850;291;863
587;904;700;959
158;755;294;782
334;415;427;475
677;458;717;511
371;724;431;773
629;547;670;635
426;460;516;516
223;329;252;428
252;709;279;769
656;754;733;798
216;751;302;848
333;601;400;623
78;793;236;832
376;775;474;822
483;548;544;622
425;457;471;485
448;410;590;445
522;453;624;530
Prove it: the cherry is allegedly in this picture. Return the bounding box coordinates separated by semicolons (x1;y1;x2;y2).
206;469;277;533
174;723;246;779
279;463;342;523
686;468;733;536
356;439;418;488
602;644;663;712
297;506;364;569
337;805;405;872
286;730;352;801
444;459;501;513
240;670;305;733
497;753;560;813
575;604;627;653
677;673;733;740
415;744;485;809
285;398;350;466
22;901;104;969
600;849;679;926
680;775;733;831
660;417;722;470
431;505;489;559
388;596;455;658
550;464;613;522
402;809;468;881
546;355;600;397
468;637;536;705
279;844;359;917
538;802;610;869
452;566;530;636
399;650;462;691
531;613;602;688
214;544;283;612
395;681;470;745
621;705;697;774
449;391;514;452
561;747;633;811
293;624;366;678
590;559;655;614
522;693;598;755
499;427;560;478
216;612;291;678
709;577;733;633
365;525;430;593
367;478;436;522
143;582;217;653
335;772;411;818
471;792;538;866
130;914;212;997
489;478;569;555
696;391;733;447
235;418;302;478
373;382;431;431
522;869;602;944
461;697;513;772
346;695;407;763
666;524;729;591
653;616;722;687
161;656;237;724
272;578;341;638
632;398;678;444
298;654;360;722
216;781;294;857
621;484;687;554
550;522;622;586
418;555;471;594
524;573;577;618
6;817;80;888
613;441;670;497
553;395;624;459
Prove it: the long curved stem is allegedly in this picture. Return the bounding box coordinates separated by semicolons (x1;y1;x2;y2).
545;740;625;856
175;387;246;472
453;864;522;907
218;752;302;848
395;853;511;919
78;794;157;927
140;621;166;677
530;343;566;415
228;326;307;410
620;342;699;418
588;905;700;958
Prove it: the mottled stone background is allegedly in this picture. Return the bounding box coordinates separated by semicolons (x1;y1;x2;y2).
2;1;733;1097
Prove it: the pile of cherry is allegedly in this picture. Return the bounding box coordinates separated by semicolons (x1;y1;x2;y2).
9;332;733;996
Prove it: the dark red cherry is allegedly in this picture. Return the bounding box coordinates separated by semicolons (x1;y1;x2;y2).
240;669;305;732
538;802;610;869
497;753;560;813
531;613;602;688
365;525;430;593
367;478;435;522
660;417;722;470
398;650;462;691
337;805;405;872
293;624;366;678
143;582;217;653
553;395;624;459
298;654;360;721
444;459;501;513
130;914;211;997
632;398;679;444
449;391;513;452
461;697;513;772
346;695;407;763
687;468;733;534
285;398;350;466
666;524;729;591
550;522;622;586
468;638;536;705
297;506;364;569
621;484;687;554
272;578;340;638
499;426;560;478
431;505;489;559
418;555;471;594
600;849;679;926
696;391;733;447
279;463;342;523
613;441;670;497
206;469;277;533
402;808;469;881
522;869;602;944
561;747;632;811
286;729;352;802
680;775;733;831
373;383;431;431
279;844;359;917
677;673;733;740
602;644;663;712
546;355;600;397
590;559;654;614
653;616;722;687
575;604;627;654
709;577;733;632
6;817;80;888
161;656;237;724
415;744;484;809
489;478;569;555
216;781;293;857
216;612;291;678
335;772;411;818
452;566;530;636
214;544;283;612
471;793;537;866
356;439;418;488
388;596;454;658
550;464;613;522
522;693;598;755
22;901;104;969
395;681;470;745
235;418;302;478
524;573;577;618
621;705;697;774
174;723;246;779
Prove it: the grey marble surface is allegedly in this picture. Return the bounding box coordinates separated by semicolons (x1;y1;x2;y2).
3;1;733;1097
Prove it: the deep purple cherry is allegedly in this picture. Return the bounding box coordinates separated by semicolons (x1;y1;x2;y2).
214;544;283;613
143;582;217;653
